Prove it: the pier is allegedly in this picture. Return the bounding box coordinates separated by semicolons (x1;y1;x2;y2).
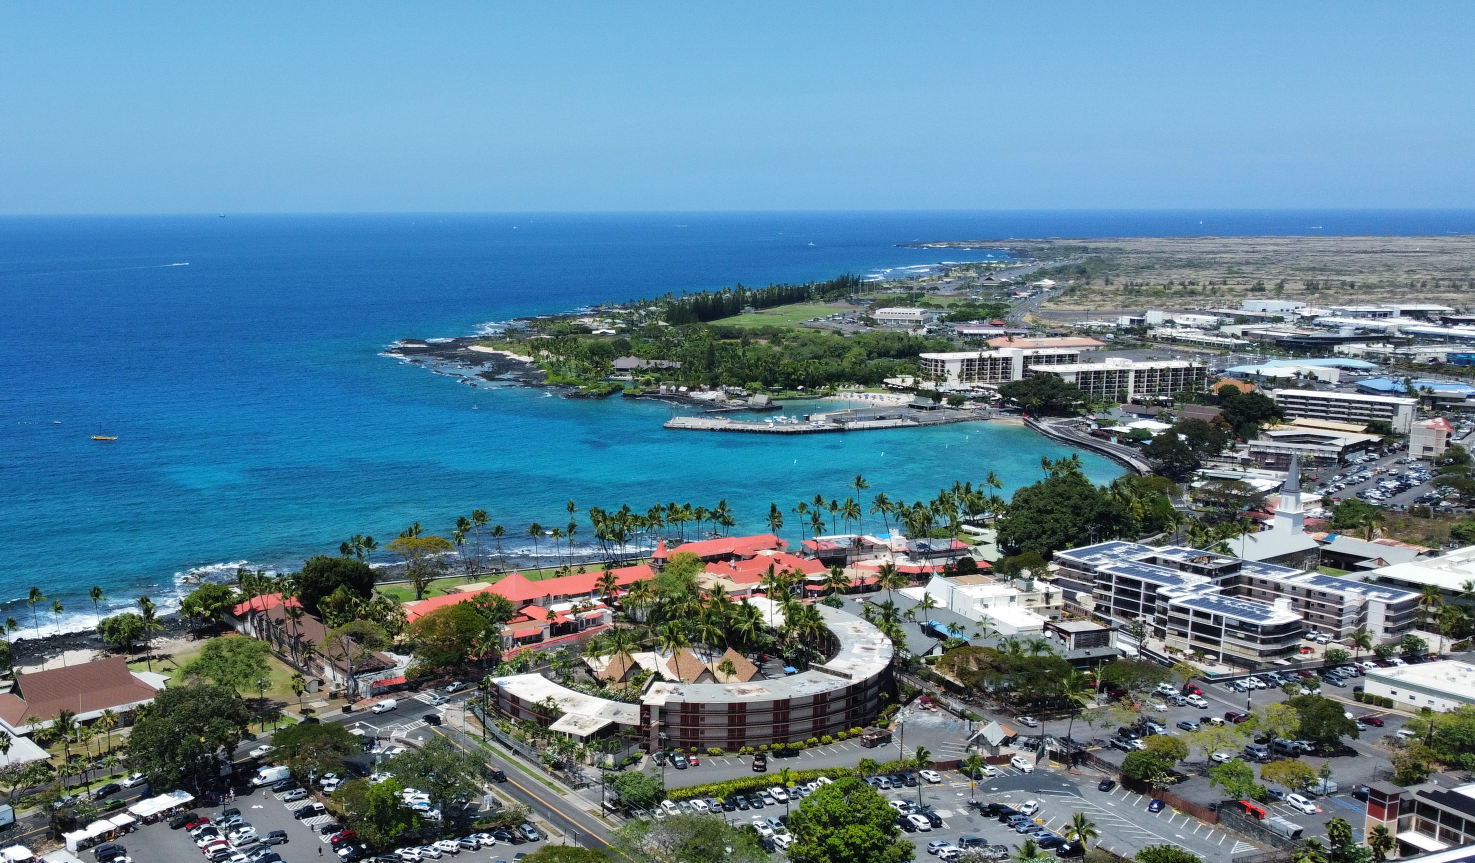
664;405;989;434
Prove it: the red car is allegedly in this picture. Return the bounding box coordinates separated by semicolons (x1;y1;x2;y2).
1185;686;1203;696
1357;715;1385;727
1224;711;1251;724
686;753;700;767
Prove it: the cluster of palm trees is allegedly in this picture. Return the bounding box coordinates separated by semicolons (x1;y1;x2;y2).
584;561;837;678
780;474;1007;547
20;706;123;792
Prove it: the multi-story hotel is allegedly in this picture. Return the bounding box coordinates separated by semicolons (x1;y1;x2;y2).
1270;388;1419;434
918;347;1081;387
1054;539;1420;663
487;604;894;751
1027;357;1208;401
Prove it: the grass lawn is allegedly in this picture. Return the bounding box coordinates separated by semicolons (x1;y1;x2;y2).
1317;566;1352;576
376;561;645;603
130;634;309;703
711;302;846;329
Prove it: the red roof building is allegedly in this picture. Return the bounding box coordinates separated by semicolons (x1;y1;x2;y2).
404;563;653;621
229;593;300;618
669;533;787;562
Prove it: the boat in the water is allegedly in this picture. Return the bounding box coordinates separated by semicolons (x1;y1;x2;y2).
92;435;117;441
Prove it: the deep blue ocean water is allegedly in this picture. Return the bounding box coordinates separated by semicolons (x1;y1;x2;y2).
5;210;1474;632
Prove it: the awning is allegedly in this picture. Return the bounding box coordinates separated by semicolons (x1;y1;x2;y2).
128;789;194;818
62;831;90;852
371;676;407;689
84;820;116;839
108;814;136;829
1397;831;1449;853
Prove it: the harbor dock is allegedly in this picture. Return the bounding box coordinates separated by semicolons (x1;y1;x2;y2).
664;404;989;434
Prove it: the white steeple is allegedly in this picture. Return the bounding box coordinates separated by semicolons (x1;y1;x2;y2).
1274;454;1306;535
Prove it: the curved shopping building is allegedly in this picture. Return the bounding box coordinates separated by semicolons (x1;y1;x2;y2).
489;605;895;751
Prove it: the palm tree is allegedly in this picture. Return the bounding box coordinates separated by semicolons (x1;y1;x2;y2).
597;566;620;606
1293;838;1328;863
823;565;851;597
1012;839;1050;863
871;493;893;535
1059;670;1097;750
1419;585;1445;652
877;561;905;605
89;586;107;629
0;735;10;771
961;753;987;800
1063;813;1099;850
525;523;544;569
767;503;784;537
137;596;161;671
911;745;932;804
1351;629;1374;662
51;709;78;788
656;621;689;655
50;601;65;665
1368;826;1395;863
549;527;566;568
26;587;45;642
480;523;502;571
97;709;119;755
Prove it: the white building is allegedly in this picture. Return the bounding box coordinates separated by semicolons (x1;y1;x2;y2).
1027;357;1209;401
1270;388;1419;435
918;347;1080;387
873;307;929;326
1240;300;1307;314
1411;417;1454;459
917;575;1049;635
1362;661;1475;712
1371;544;1475;604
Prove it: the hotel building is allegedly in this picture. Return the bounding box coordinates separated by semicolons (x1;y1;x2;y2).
918;347;1081;387
1270;388;1419;435
1027;358;1208;401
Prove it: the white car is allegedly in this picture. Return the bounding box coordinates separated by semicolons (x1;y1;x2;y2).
432;840;460;855
772;834;793;851
1017;716;1039;728
1286;794;1321;815
660;800;680;815
417;847;442;860
754;825;774;840
928;842;959;857
1210;751;1236;764
769;786;790;803
816;776;834;786
249;745;273;759
395;849;421;862
1019;800;1039;816
889;800;909;813
906;814;933;832
919;769;943;784
228;828;258;846
1186;695;1209;709
690;799;709;813
1010;755;1034;773
121;772;147;788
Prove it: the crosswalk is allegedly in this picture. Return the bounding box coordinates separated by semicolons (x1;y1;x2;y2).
276;793;336;831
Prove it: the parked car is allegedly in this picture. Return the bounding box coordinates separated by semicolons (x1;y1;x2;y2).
263;831;289;846
121;772;147;788
283;789;309;803
1017;716;1039;727
1210;751;1237;764
751;753;767;772
1019;800;1040;816
1147;799;1165;813
906;814;934;832
518;824;542;842
1010;755;1034;773
1098;779;1116;792
1358;715;1385;727
1225;711;1251;723
1286;794;1321;815
1177;720;1200;732
920;769;943;784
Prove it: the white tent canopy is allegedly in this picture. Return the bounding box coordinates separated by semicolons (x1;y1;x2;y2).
128;789;194;819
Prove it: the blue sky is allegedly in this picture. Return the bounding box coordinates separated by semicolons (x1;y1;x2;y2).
2;3;1473;213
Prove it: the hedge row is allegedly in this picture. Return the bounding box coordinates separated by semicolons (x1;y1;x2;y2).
666;759;918;801
1354;691;1396;708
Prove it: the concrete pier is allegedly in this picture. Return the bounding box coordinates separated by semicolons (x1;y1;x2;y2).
664;405;989;434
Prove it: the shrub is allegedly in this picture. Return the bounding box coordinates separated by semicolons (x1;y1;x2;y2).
849;727;864;736
806;737;819;747
758;744;769;752
707;748;723;757
820;735;834;746
1354;691;1365;702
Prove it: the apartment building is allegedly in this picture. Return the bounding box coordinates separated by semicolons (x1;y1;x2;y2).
1237;571;1420;641
873;307;929;326
918;347;1080;387
1053;541;1303;666
1412;417;1454;459
1027;358;1208;401
1270;388;1419;435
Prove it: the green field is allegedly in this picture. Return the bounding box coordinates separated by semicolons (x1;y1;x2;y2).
713;302;847;328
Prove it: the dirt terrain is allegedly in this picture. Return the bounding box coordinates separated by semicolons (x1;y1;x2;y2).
913;235;1475;311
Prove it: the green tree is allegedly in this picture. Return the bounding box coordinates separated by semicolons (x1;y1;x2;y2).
1137;847;1202;863
180;583;240;628
126;683;250;794
1367;826;1395;863
1144;429;1199;480
997;375;1088;415
95;612;147;651
270;720;363;779
608;770;665;810
1207;759;1259;800
1253;702;1302;744
1287;695;1359;747
520;849;609;863
181;636;272;692
296;555;376;614
786;776;914;863
613;814;768;863
1324;647;1351;666
1143;735;1189;763
1121;751;1174;783
996;456;1134;558
385;736;481;806
1217;386;1283;440
1261;759;1318;792
1063;813;1100;850
333;776;421;850
408;601;493;672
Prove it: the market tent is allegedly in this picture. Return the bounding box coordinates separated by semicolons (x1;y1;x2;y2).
107;814;137;830
128;789;194;819
62;831;89;852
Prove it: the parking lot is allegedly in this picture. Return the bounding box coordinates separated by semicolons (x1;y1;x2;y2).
683;762;1246;863
106;775;549;863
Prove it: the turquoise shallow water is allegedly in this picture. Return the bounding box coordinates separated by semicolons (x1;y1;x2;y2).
9;210;1472;629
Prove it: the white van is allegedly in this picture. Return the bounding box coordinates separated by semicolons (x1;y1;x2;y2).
253;765;290;786
371;699;398;714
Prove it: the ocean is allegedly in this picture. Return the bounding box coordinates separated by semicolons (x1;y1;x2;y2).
4;210;1474;633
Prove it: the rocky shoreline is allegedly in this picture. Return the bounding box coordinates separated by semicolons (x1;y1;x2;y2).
8;610;195;668
386;337;551;388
